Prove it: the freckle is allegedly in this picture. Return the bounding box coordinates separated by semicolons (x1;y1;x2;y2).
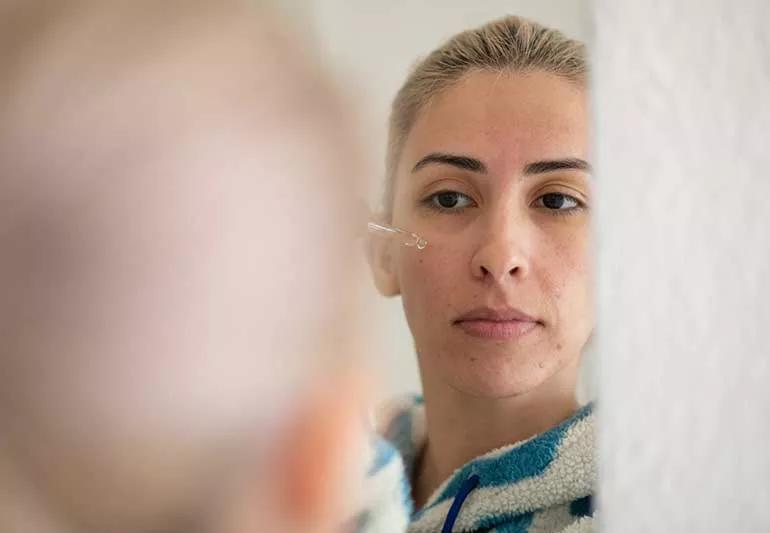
538;361;545;368
556;343;563;351
470;356;477;362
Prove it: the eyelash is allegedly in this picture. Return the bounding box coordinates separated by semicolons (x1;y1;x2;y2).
420;190;588;216
533;193;588;216
421;190;476;214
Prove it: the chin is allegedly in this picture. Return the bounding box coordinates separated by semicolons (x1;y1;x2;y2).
438;344;572;399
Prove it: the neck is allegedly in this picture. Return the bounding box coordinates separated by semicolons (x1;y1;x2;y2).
413;358;581;509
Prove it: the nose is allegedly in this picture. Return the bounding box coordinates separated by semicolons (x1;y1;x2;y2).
470;216;531;284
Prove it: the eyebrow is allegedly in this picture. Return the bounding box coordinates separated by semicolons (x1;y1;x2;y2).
412;153;487;173
412;152;592;176
524;158;592;175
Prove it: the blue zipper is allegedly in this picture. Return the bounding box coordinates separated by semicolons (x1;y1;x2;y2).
441;473;480;533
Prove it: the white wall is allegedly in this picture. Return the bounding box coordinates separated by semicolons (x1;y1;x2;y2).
298;1;591;400
594;0;770;530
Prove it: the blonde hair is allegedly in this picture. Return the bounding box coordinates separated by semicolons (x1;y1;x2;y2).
383;15;587;215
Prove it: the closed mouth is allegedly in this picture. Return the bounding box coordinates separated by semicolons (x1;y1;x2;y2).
453;306;542;340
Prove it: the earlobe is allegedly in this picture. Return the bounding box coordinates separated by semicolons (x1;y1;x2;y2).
366;235;401;297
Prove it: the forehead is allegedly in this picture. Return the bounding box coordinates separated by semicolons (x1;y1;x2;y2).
400;70;588;174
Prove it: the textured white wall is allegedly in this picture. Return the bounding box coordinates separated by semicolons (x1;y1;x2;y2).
303;1;591;400
593;0;770;530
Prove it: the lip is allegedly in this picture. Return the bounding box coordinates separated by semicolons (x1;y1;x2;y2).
453;306;541;340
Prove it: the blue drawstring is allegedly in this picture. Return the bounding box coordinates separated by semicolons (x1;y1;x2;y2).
441;473;480;533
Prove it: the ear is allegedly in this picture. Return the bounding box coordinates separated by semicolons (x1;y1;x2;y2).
365;222;401;297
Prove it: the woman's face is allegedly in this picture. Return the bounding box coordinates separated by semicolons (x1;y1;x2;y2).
387;70;592;398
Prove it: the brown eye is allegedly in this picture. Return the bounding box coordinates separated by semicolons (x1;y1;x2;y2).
536;193;581;211
427;191;474;211
437;192;460;208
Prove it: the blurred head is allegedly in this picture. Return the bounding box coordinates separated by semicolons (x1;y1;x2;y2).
369;16;593;399
0;1;366;531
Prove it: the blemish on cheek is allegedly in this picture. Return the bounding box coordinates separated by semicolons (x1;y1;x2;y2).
556;343;563;351
538;361;545;369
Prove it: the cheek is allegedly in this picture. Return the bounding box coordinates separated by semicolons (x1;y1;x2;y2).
540;232;594;333
397;247;466;329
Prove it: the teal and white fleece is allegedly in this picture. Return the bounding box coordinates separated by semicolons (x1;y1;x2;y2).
360;396;596;533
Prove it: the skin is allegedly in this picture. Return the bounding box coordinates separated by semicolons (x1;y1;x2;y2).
0;2;368;532
370;69;593;507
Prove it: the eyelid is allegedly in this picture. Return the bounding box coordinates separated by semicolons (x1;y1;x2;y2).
532;183;589;205
534;193;581;207
428;190;475;205
419;190;477;214
419;176;480;197
531;193;588;217
422;174;473;191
